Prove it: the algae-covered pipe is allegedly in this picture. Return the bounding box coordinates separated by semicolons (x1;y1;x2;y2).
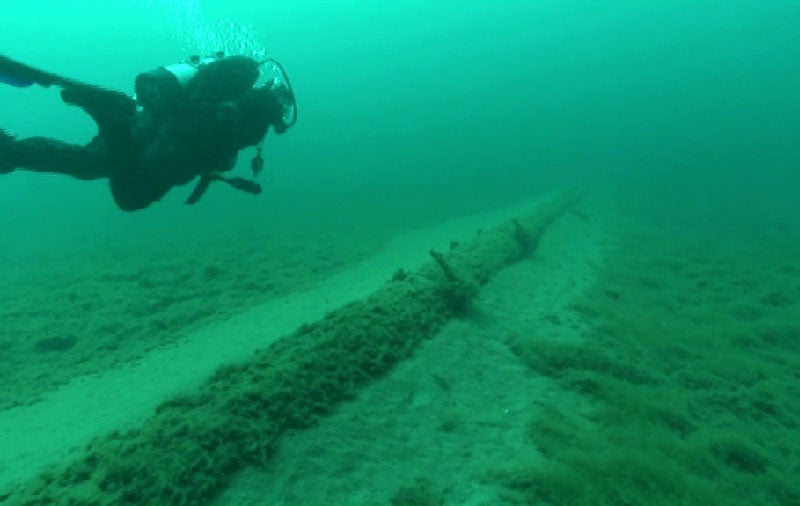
5;191;581;506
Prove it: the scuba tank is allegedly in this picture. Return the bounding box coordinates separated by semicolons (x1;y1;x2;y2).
133;53;212;113
134;52;296;129
134;52;267;114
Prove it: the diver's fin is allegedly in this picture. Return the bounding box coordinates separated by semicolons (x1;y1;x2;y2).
0;54;75;89
0;128;18;174
0;128;14;143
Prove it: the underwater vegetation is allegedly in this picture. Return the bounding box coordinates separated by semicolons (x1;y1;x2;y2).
497;228;800;505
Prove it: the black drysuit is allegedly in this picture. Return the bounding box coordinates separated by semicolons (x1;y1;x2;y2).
0;56;290;210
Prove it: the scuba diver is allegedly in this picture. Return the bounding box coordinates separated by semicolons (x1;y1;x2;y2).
0;52;297;211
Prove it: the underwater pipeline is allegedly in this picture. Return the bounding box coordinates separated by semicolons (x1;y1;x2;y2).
2;190;581;506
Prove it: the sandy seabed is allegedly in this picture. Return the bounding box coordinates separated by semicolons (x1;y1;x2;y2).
3;188;799;505
213;191;800;506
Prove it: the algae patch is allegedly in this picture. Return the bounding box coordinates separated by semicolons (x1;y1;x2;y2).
496;228;800;505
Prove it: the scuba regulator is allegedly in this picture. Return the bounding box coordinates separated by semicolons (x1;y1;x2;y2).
249;58;296;179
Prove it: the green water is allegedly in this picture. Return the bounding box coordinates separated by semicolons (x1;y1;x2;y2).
1;1;797;246
1;1;798;504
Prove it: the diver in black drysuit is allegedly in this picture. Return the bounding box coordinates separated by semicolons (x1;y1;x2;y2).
0;53;296;211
